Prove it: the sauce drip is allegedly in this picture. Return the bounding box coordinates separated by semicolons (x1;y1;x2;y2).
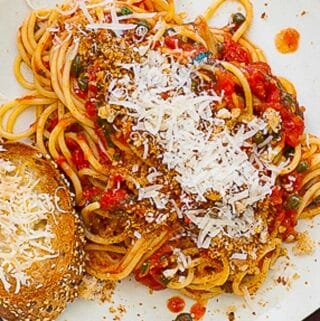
167;296;186;313
275;28;300;53
190;302;206;320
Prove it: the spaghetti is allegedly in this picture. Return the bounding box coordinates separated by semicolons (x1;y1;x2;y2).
0;0;319;303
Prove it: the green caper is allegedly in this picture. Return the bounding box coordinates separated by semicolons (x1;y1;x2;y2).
78;74;88;91
283;92;295;105
120;7;132;15
287;195;301;210
112;153;121;161
284;146;295;157
191;79;198;92
175;313;193;321
253;131;265;144
160;275;170;285
232;12;246;25
296;160;309;173
165;27;176;36
140;260;149;274
137;20;150;30
311;195;320;207
71;55;83;78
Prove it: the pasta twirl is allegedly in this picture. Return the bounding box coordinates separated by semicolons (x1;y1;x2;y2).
1;0;319;303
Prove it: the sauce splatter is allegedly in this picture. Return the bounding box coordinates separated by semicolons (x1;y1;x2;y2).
275;28;300;53
167;296;186;313
190;302;206;320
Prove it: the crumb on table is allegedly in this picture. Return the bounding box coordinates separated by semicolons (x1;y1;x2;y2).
292;231;315;256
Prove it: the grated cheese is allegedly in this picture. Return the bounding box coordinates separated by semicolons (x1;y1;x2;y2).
162;248;191;278
86;22;137;31
230;252;248;260
133;230;142;239
146;167;162;183
118;12;157;21
108;50;282;248
0;159;59;293
67;37;80;61
138;184;163;201
78;0;95;24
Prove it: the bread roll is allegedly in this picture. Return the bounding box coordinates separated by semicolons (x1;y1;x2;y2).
0;142;85;321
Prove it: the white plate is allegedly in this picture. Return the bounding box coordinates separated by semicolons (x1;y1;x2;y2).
0;1;320;320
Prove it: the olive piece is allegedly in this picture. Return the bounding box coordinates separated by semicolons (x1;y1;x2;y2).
287;195;301;210
296;160;309;173
137;20;150;30
120;7;132;15
175;313;193;321
232;12;246;25
253;131;265;144
71;55;83;78
78;74;88;91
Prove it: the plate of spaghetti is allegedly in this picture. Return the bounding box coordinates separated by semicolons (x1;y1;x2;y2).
0;0;320;320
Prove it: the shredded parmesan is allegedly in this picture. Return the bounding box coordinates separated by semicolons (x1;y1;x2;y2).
67;37;80;61
108;50;282;248
86;22;137;31
78;0;95;23
230;252;248;260
163;248;191;278
0;159;58;293
133;230;142;239
117;12;157;21
146;167;162;183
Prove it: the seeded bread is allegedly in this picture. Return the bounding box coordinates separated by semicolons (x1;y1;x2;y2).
0;142;85;321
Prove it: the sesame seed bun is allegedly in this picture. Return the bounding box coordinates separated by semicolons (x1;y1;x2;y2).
0;142;85;321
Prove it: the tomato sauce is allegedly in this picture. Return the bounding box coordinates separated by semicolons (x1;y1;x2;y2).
46;115;58;132
167;296;185;313
190;302;206;320
268;168;305;239
85;101;97;118
256;103;304;147
65;137;90;170
275;28;300;54
135;245;172;290
100;189;127;210
163;35;207;60
244;62;281;102
220;37;251;63
83;186;101;202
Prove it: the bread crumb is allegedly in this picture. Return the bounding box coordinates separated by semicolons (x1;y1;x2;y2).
292;231;315;256
227;305;237;313
260;12;268;20
109;304;127;321
228;311;235;321
258;299;267;307
79;274;115;303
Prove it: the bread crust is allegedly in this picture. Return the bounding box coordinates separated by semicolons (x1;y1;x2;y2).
0;142;85;321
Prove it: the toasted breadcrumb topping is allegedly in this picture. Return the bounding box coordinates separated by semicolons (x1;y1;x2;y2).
292;231;315;256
